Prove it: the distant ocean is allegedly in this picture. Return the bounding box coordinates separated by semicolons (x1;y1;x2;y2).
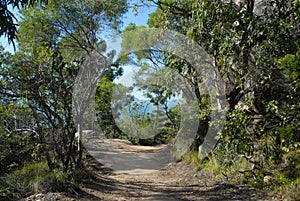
112;97;180;120
130;97;179;115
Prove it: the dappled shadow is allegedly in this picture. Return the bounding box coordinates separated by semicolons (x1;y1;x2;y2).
77;153;268;201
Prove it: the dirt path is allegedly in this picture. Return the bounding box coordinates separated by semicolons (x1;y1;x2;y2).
22;139;275;201
85;139;174;171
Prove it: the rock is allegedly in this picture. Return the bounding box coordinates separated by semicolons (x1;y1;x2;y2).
263;175;273;184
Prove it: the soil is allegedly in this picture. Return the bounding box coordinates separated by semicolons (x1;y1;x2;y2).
21;139;279;201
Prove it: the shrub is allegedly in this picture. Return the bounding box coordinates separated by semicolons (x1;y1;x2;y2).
0;178;14;201
6;161;78;197
183;151;203;171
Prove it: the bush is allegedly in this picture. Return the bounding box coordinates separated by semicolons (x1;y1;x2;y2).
183;151;203;171
7;162;46;194
0;178;14;201
0;129;35;174
6;161;78;197
208;113;300;198
32;169;76;193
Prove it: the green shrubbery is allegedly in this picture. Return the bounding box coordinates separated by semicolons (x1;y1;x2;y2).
183;106;300;199
0;178;13;201
105;103;181;146
0;161;79;201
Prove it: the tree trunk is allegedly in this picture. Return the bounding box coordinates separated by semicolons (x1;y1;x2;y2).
76;123;83;169
190;82;210;152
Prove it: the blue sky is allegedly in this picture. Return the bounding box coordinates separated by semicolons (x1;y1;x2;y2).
0;1;157;100
122;2;157;28
113;2;157;100
0;1;157;53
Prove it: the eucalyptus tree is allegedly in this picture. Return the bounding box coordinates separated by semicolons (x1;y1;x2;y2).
95;66;124;138
143;0;300;175
147;0;298;111
123;0;299;163
0;0;128;171
0;0;49;47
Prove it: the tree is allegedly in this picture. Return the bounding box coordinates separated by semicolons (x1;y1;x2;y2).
122;21;215;152
147;0;298;110
276;39;300;155
132;0;299;161
132;62;182;126
0;0;128;171
0;0;48;47
95;67;124;138
0;102;38;173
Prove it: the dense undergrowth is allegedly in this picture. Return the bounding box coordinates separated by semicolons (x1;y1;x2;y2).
183;107;300;200
0;161;94;201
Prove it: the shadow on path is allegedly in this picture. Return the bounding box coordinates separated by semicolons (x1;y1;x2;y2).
78;154;268;201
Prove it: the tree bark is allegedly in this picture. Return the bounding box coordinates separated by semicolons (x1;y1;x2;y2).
76;123;83;169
